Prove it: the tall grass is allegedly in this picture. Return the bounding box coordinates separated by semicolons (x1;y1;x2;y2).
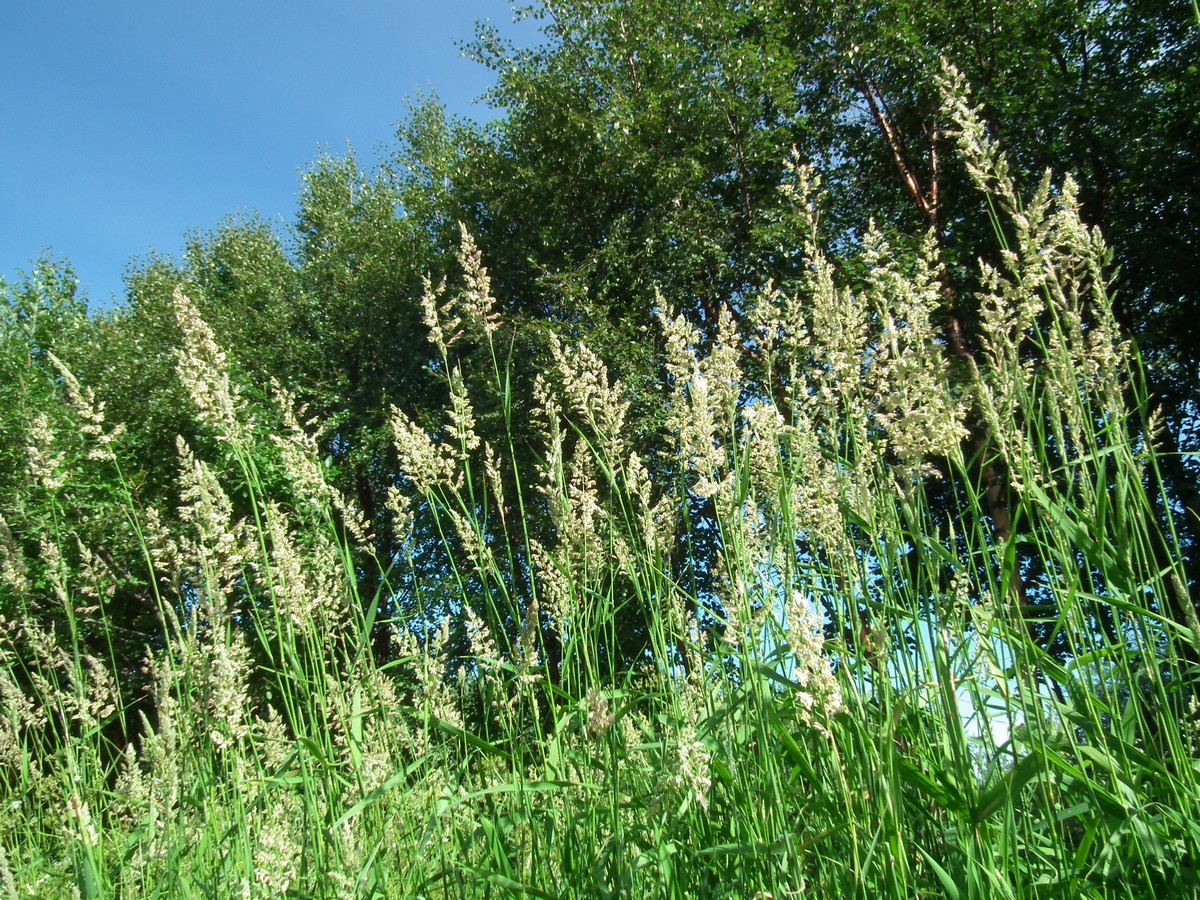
1;72;1197;898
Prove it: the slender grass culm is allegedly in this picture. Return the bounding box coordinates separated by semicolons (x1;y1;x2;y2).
0;68;1197;898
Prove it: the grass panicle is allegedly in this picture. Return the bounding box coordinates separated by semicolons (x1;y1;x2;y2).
0;74;1197;899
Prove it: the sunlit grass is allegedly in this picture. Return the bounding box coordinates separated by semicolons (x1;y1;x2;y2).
1;78;1198;899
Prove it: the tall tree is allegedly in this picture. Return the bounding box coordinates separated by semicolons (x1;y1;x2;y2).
446;0;1199;552
390;0;1199;666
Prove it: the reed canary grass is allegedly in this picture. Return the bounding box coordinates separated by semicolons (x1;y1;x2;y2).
0;73;1196;899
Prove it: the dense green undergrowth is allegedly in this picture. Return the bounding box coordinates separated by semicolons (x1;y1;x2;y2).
1;70;1198;899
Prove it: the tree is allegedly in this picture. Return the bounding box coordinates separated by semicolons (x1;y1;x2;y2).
79;157;451;659
452;0;1198;478
424;0;1199;653
8;0;1194;692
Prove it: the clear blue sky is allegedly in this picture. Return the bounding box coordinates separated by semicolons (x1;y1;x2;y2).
0;1;537;310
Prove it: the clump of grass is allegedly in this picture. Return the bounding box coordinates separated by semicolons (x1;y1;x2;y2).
1;72;1197;899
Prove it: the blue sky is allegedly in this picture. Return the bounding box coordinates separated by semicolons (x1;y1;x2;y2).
1;1;536;310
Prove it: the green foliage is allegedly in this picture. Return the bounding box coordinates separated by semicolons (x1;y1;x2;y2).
449;0;1200;567
3;91;1199;894
2;2;1199;896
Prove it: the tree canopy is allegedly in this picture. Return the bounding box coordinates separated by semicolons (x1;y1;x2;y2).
2;0;1197;686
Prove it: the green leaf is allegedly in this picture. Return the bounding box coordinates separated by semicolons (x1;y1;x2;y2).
915;843;961;900
972;751;1044;825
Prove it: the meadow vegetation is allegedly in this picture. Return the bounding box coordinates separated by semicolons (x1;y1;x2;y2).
2;9;1199;899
